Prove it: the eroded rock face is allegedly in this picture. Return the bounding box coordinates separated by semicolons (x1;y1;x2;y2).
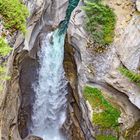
67;0;140;139
0;0;68;140
1;0;140;140
18;54;39;138
64;39;95;140
106;15;140;109
0;0;95;140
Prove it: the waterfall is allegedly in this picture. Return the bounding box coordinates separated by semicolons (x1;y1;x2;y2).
30;30;67;140
29;0;80;139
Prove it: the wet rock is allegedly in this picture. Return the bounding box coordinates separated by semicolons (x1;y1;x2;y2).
18;54;39;138
63;39;95;140
24;135;43;140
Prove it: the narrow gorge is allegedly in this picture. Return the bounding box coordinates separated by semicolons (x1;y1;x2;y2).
0;0;140;140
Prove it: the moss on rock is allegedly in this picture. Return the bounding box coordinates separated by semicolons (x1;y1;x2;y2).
83;86;120;139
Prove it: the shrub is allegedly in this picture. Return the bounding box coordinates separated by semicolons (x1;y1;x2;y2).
0;0;29;33
119;67;140;84
83;1;116;47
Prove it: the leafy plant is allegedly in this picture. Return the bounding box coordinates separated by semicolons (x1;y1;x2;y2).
83;86;120;128
0;0;29;33
119;67;140;84
83;1;116;47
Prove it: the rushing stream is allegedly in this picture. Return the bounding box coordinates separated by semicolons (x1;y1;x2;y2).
30;30;67;140
29;0;80;139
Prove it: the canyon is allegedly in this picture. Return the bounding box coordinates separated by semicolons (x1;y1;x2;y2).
0;0;140;140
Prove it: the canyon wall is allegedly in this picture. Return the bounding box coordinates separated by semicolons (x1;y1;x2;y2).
67;0;140;139
0;0;94;140
0;0;140;140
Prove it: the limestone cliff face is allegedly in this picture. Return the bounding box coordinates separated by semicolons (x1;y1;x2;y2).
63;40;94;140
1;0;140;140
0;0;66;139
68;0;140;139
0;0;94;140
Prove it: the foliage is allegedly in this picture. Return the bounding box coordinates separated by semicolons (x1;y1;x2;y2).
83;86;120;128
0;0;29;33
0;37;12;56
83;1;116;47
0;38;12;91
96;135;118;140
0;65;10;80
119;67;140;84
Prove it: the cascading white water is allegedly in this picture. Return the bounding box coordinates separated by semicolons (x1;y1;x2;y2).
30;30;67;140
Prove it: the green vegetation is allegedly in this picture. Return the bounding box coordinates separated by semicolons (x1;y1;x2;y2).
83;86;120;128
83;86;120;139
96;135;117;140
88;0;101;3
0;0;29;33
119;67;140;85
83;1;116;47
0;38;12;91
0;0;28;91
0;64;10;80
0;37;12;56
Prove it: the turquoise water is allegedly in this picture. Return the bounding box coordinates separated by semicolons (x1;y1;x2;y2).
59;0;80;34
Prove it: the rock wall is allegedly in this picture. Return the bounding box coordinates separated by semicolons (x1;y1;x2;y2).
64;39;95;140
1;0;140;140
0;0;68;139
67;0;140;139
0;0;95;140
